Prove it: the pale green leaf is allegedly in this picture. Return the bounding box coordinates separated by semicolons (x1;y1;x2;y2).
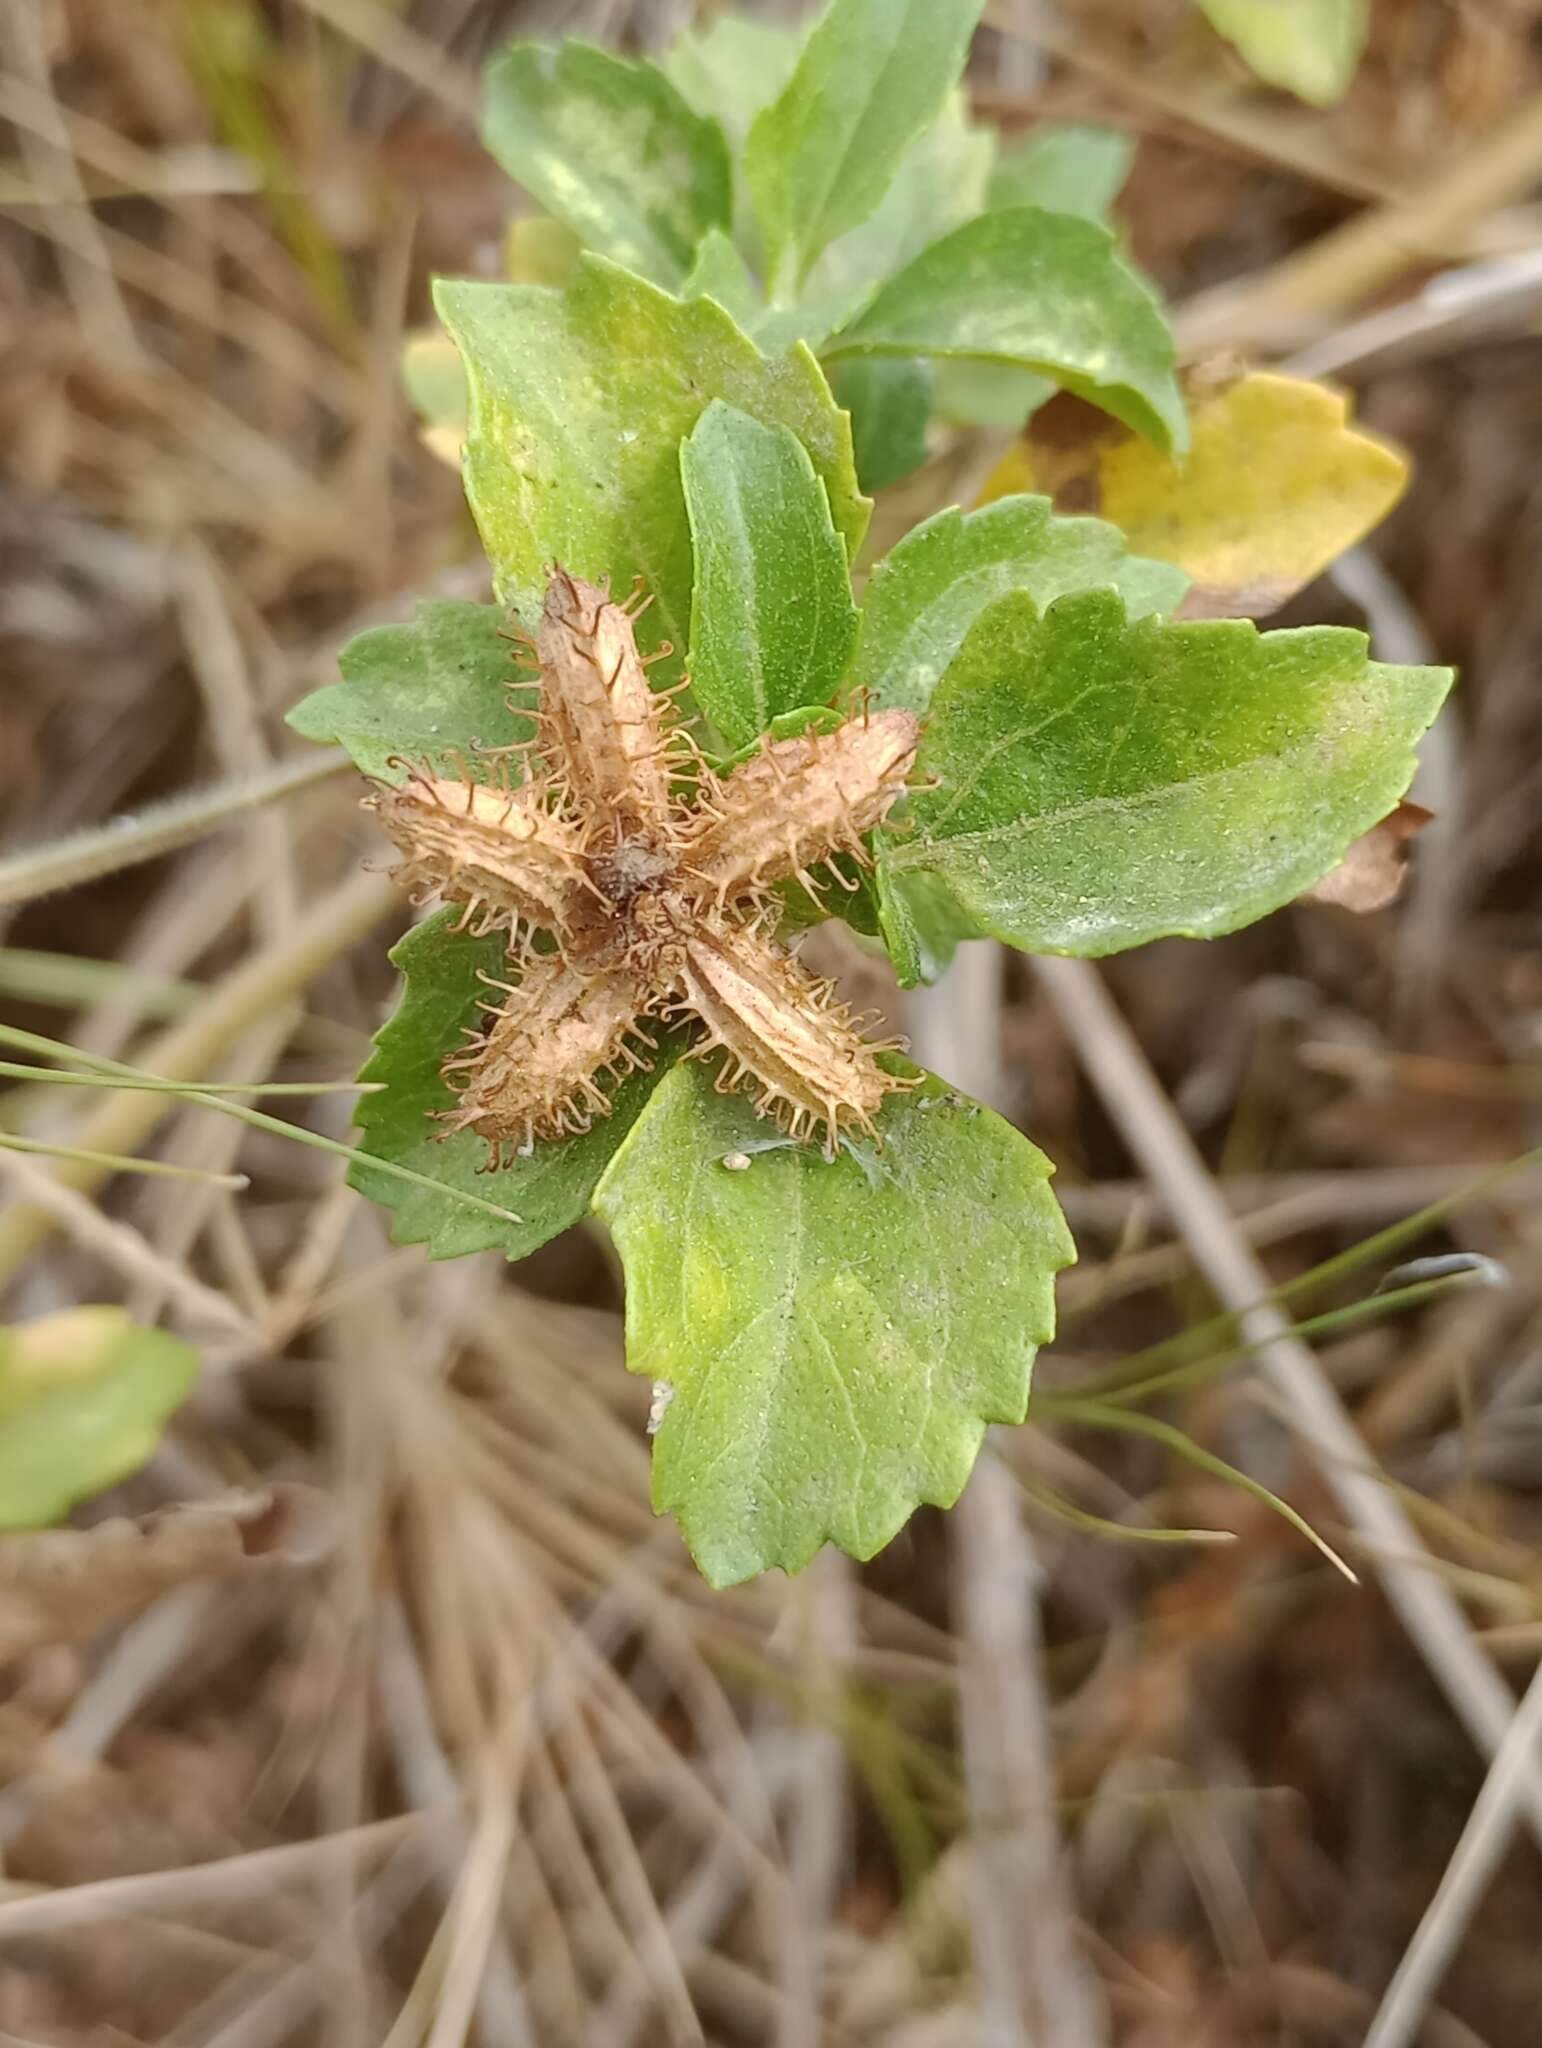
482;41;731;288
931;360;1055;430
853;494;1189;715
352;912;681;1263
681;227;761;328
831;357;933;493
401;331;467;436
810;89;994;298
0;1307;199;1530
828;208;1188;453
434;259;868;673
593;1061;1073;1586
663;14;801;157
286;600;529;784
681;401;859;751
882;588;1455;957
746;0;986;292
988;123;1133;220
1197;0;1368;107
933;120;1122;432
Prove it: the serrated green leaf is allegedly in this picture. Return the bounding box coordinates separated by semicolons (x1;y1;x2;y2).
853;495;1189;715
988;123;1133;220
828;208;1187;454
593;1061;1072;1587
681;228;761;328
0;1307;199;1530
434;260;868;672
745;0;986;293
810;89;994;299
482;41;731;289
286;601;528;783
681;402;859;751
831;357;933;493
1197;0;1368;107
883;588;1455;957
352;912;681;1263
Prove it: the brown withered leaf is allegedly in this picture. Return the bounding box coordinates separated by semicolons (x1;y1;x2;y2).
1300;800;1433;912
0;1485;331;1665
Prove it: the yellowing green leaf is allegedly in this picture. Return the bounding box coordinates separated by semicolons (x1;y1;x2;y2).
594;1062;1072;1586
1197;0;1368;107
0;1308;199;1530
401;330;467;469
982;373;1408;618
434;259;868;672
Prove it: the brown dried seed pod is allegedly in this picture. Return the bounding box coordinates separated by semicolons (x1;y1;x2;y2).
369;770;594;940
534;568;680;836
681;709;919;905
437;953;650;1167
676;917;914;1158
365;566;925;1169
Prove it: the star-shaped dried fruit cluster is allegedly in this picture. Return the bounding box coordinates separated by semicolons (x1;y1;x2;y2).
367;568;921;1165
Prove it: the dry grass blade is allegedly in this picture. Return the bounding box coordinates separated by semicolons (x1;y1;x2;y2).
1365;1655;1542;2048
0;753;350;909
1033;954;1542;1850
955;1454;1107;2048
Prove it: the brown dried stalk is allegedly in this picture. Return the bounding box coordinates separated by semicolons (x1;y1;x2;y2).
368;568;920;1164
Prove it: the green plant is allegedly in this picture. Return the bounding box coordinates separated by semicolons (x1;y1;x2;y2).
289;0;1452;1588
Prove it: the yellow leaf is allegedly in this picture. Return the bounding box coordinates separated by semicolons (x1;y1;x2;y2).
980;371;1408;619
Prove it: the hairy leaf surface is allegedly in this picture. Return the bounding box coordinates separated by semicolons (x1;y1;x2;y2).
435;260;868;673
745;0;986;290
853;495;1188;714
595;1061;1072;1586
883;589;1454;956
682;402;859;750
287;601;529;783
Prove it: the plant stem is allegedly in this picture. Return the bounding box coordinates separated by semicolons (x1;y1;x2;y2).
0;750;349;908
